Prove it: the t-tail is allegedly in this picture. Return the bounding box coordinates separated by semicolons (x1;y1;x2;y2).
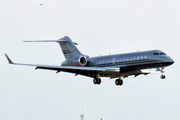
58;36;88;66
58;36;83;59
24;36;88;66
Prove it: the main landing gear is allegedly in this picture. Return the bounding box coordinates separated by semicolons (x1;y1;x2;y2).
115;77;123;86
93;78;101;85
93;74;123;86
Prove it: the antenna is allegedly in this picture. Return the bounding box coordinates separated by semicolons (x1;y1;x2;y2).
80;108;84;120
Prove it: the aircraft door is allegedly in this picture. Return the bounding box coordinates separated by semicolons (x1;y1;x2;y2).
112;57;116;64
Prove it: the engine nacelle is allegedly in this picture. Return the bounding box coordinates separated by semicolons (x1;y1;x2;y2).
61;56;87;66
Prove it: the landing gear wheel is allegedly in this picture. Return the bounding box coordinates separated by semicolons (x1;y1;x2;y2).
93;78;97;84
97;78;101;84
161;75;166;79
115;79;119;85
93;78;101;85
119;80;123;85
115;79;123;86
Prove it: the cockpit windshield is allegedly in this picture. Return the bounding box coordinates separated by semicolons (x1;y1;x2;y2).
160;52;166;55
153;53;159;55
153;52;166;55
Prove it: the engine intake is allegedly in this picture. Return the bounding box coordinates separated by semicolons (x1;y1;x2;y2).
79;56;87;66
61;56;88;66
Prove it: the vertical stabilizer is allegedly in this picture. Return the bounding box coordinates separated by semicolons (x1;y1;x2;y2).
58;36;83;59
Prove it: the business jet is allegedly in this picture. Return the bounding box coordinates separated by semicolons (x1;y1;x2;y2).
5;36;174;86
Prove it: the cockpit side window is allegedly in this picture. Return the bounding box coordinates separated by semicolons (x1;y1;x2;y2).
160;52;166;55
153;53;159;55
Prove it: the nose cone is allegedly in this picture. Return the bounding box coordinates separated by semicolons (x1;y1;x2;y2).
169;59;174;65
165;57;174;66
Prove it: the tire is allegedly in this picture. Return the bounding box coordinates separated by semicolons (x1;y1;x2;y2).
98;78;101;84
161;75;166;79
115;79;119;85
119;80;123;85
93;78;97;84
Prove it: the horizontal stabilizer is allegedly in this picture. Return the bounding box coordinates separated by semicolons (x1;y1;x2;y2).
23;40;78;45
23;40;68;42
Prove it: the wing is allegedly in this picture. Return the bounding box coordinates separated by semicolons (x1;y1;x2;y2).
5;54;120;78
118;69;161;79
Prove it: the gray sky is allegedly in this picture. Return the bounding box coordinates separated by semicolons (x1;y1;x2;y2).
1;0;180;120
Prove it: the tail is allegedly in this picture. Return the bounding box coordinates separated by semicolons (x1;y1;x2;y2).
24;36;84;59
58;36;83;59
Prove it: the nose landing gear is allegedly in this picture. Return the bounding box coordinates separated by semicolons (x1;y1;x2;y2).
161;75;166;79
160;67;166;79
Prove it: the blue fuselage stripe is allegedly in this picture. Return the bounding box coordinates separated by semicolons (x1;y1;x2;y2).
92;59;161;67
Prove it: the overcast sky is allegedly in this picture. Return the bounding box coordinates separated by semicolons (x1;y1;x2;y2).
1;0;180;120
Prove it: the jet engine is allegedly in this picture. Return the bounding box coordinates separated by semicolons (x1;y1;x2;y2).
61;56;88;66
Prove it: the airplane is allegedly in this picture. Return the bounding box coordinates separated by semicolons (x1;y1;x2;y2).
39;3;44;6
5;36;174;86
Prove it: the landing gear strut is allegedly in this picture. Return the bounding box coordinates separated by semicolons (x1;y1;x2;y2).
93;78;101;85
160;67;166;79
115;77;123;86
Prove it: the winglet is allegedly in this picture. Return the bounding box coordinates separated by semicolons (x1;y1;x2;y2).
5;54;14;64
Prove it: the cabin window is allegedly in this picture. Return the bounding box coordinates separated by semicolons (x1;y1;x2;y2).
145;55;147;58
153;53;159;55
160;52;166;55
141;56;143;59
137;56;139;59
